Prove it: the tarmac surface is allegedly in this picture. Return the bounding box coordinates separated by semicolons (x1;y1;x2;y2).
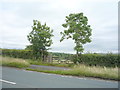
29;64;70;70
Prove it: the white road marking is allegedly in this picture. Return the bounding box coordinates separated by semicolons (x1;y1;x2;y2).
0;79;16;85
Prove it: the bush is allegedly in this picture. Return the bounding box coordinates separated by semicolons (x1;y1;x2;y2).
2;49;34;59
71;53;119;67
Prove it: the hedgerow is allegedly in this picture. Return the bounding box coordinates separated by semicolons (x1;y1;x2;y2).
1;49;119;67
2;49;33;59
72;53;119;67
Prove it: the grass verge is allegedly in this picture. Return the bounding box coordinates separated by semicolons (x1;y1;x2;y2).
0;56;30;68
26;64;120;81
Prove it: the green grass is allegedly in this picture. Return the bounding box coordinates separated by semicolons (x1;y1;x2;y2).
0;56;30;68
69;65;119;80
26;64;120;81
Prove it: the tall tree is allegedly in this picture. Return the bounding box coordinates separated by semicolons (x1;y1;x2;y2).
27;20;53;61
60;13;92;59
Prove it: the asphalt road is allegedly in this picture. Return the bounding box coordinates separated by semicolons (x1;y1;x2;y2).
29;65;70;70
2;67;118;88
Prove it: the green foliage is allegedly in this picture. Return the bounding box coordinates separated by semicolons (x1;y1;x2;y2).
72;53;119;67
2;49;34;59
27;20;54;60
2;49;72;61
60;13;92;54
25;45;33;50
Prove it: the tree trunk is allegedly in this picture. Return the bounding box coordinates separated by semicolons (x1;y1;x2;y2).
76;50;79;64
41;50;44;62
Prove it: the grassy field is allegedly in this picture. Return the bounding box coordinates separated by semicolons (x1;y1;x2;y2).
0;56;30;68
1;56;119;81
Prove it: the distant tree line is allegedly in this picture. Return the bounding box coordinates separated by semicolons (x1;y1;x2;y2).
51;52;72;60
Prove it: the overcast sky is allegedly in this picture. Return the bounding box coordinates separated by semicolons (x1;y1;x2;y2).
0;0;118;54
